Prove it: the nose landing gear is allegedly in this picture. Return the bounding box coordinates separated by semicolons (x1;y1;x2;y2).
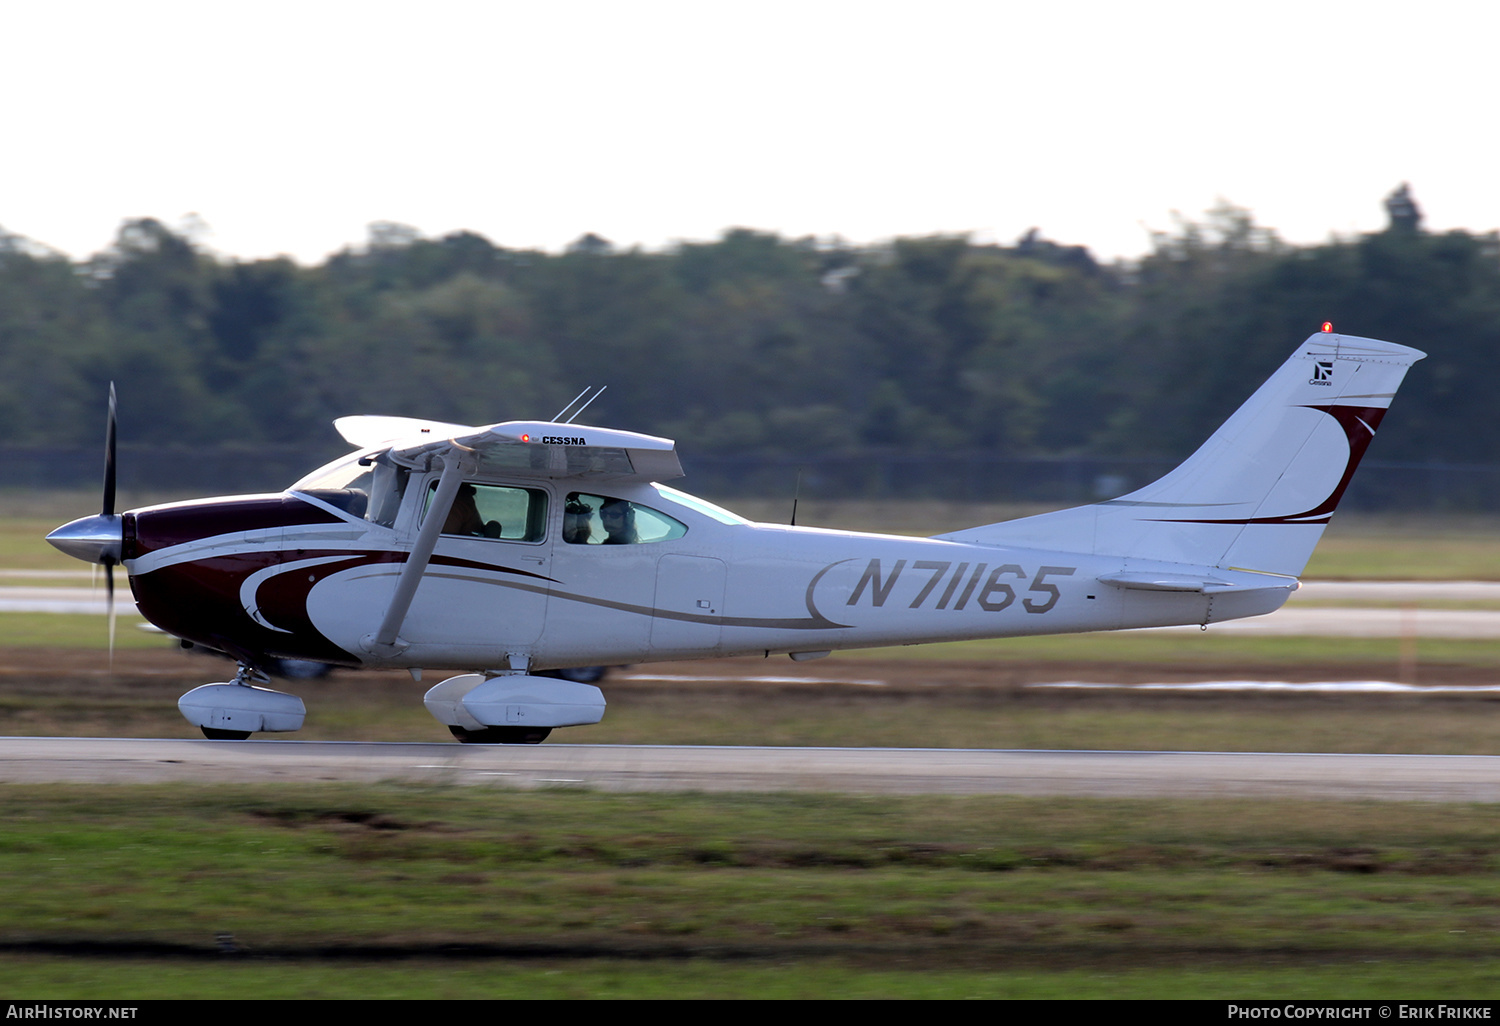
179;664;308;740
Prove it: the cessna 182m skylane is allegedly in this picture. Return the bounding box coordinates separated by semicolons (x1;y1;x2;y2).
47;328;1423;743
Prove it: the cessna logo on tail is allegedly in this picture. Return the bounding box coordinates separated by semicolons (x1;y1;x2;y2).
1310;361;1334;386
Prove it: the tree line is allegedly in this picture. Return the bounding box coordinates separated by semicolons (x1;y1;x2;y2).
1;191;1494;474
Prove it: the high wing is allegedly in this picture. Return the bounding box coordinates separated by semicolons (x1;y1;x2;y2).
335;415;682;483
334;415;476;450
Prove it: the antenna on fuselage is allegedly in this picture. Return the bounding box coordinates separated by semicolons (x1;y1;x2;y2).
554;385;607;424
790;468;803;527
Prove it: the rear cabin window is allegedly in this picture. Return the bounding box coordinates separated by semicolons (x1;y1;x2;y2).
563;493;688;545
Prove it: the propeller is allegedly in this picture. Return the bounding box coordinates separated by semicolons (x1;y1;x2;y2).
103;382;117;519
102;383;118;666
46;383;124;666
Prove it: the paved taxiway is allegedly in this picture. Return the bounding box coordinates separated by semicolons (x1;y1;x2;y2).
2;737;1497;801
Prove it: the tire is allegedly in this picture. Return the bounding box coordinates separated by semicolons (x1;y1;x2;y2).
448;725;552;745
201;727;252;740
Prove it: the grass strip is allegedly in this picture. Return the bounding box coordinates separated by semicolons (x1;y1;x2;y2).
3;785;1500;997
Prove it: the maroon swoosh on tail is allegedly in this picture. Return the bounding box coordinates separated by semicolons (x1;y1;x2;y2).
1149;405;1387;526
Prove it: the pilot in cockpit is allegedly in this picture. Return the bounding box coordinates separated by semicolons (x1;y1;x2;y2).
443;484;502;538
562;497;594;544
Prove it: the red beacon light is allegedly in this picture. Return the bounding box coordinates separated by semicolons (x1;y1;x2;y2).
520;433;532;443
1321;322;1333;333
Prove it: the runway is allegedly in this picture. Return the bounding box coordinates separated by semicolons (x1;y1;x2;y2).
2;736;1498;801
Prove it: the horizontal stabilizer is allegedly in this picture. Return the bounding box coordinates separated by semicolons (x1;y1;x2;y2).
1097;570;1297;596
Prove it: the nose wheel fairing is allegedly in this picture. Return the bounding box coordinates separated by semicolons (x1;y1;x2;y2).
178;680;308;737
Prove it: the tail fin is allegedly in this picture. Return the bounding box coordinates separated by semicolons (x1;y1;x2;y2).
939;331;1426;577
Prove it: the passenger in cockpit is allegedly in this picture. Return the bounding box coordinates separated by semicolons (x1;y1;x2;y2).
600;500;639;545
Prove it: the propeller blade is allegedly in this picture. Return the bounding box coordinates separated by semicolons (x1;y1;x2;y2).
102;384;120;669
102;382;117;517
105;563;116;672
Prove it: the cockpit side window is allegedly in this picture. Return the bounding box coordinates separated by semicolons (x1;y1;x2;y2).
424;482;549;542
563;492;688;545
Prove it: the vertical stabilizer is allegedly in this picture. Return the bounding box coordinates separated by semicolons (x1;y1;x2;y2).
938;332;1425;577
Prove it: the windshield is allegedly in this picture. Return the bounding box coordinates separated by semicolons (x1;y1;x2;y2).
290;450;408;527
291;452;370;494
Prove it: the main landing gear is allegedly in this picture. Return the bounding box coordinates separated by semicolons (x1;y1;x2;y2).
175;663;604;744
424;673;604;744
178;664;308;741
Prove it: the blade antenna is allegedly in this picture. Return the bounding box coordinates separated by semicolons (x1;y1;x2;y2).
790;468;803;527
563;385;606;425
551;387;593;423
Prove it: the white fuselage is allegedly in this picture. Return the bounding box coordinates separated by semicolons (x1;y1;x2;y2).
123;473;1289;675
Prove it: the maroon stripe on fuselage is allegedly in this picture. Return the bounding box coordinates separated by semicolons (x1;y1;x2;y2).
126;494;560;668
128;495;360;665
130;550;382;667
128;495;345;559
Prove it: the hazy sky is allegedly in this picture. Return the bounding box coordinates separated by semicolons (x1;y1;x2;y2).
4;0;1494;265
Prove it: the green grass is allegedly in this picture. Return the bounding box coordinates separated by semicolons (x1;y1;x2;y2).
1308;532;1500;580
0;515;98;571
3;785;1500;997
598;689;1500;754
0;613;159;649
10;956;1498;999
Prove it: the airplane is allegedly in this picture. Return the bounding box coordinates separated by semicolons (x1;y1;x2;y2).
45;327;1424;743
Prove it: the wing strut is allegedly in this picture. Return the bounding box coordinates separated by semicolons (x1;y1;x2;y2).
363;448;474;657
